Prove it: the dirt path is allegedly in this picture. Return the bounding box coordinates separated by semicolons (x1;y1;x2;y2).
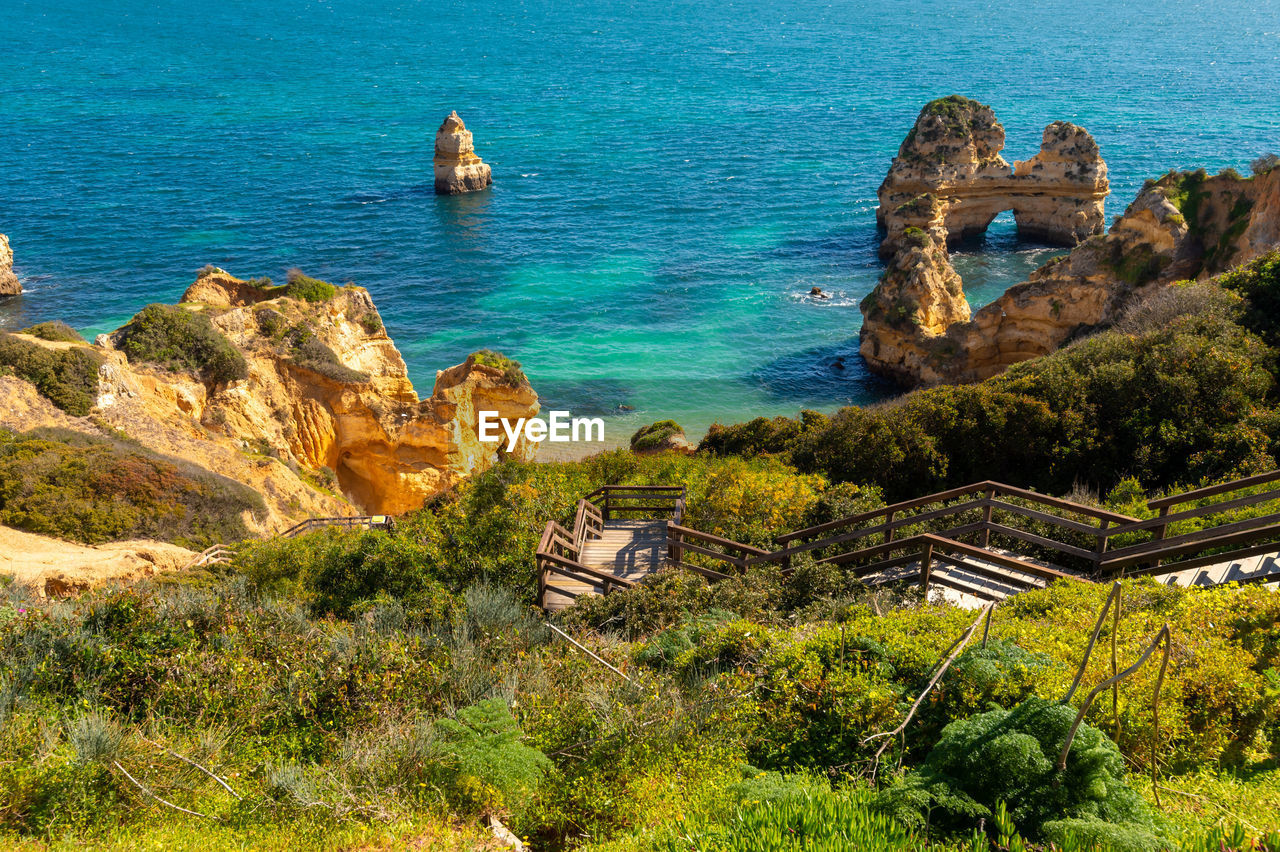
0;525;196;597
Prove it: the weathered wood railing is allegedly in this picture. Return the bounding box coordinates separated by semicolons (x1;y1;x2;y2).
1099;469;1280;579
767;481;1138;576
279;515;394;538
183;543;236;571
584;485;685;523
666;524;772;582
572;498;604;549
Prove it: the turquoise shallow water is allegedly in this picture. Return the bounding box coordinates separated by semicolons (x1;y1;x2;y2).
2;0;1279;440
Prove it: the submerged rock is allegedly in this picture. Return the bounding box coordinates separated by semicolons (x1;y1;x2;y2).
0;234;20;296
434;111;493;195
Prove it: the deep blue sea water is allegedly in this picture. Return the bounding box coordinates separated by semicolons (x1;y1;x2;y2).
2;0;1279;441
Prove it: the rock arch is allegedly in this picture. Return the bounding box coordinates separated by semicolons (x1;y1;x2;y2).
875;96;1108;257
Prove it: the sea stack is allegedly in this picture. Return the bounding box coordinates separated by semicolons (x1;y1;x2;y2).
859;96;1280;388
433;111;493;195
875;96;1109;257
0;234;20;296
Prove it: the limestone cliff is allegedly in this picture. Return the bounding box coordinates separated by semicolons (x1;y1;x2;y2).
859;228;969;386
0;270;539;530
434;111;493;195
0;234;20;296
861;158;1280;386
876;96;1108;256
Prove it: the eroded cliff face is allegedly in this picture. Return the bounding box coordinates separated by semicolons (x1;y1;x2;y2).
0;270;539;530
434;111;493;195
0;234;20;296
876;97;1108;255
861;95;1280;387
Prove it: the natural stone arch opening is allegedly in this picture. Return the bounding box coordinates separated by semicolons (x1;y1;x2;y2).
875;97;1109;258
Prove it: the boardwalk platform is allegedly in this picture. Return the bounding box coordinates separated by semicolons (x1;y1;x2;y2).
541;517;673;612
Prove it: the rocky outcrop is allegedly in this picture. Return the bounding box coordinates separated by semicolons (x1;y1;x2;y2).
181;267;271;306
858;228;970;385
861;158;1280;386
0;273;540;528
876;96;1108;256
0;234;20;296
434;111;493;195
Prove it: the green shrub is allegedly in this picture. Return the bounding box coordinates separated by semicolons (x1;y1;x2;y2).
114;304;248;385
0;333;104;416
431;698;550;815
471;349;527;387
631;420;685;452
235;528;457;623
1217;250;1280;347
19;321;86;344
878;697;1162;849
283;269;337;303
0;427;264;547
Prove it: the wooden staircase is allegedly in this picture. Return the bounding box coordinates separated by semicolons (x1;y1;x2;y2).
537;471;1280;612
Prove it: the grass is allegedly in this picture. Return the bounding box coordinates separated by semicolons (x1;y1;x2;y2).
470;349;527;387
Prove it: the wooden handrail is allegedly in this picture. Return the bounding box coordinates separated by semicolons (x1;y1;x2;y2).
1107;487;1280;536
1147;469;1280;510
542;471;1280;612
1101;520;1280;571
279;515;393;538
778;481;1137;546
667;524;771;556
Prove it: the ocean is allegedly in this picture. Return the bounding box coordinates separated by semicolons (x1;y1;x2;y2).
2;0;1278;441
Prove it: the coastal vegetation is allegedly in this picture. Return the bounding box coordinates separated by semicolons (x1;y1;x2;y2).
703;254;1280;502
5;242;1280;850
114;303;248;386
630;420;685;452
282;268;337;304
3;480;1280;848
0;332;104;416
0;427;264;548
19;321;87;344
471;348;528;387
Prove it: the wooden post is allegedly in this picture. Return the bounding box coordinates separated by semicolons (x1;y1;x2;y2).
920;542;934;596
980;488;996;548
1152;506;1169;569
537;559;547;610
1095;518;1111;571
884;511;895;545
667;522;682;564
603;489;611;522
